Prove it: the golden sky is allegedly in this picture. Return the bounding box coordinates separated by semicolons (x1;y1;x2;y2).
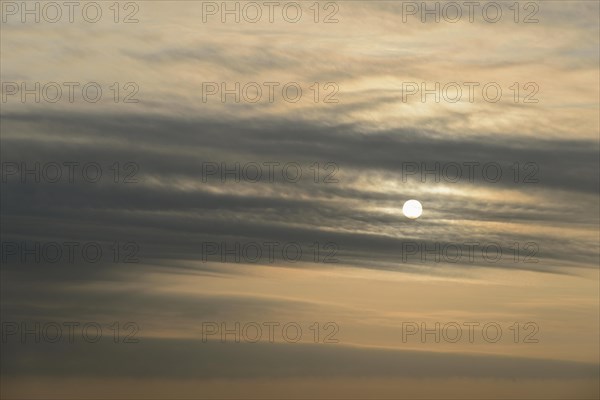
1;1;599;398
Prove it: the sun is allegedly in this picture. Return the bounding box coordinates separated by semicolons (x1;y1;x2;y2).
402;199;423;219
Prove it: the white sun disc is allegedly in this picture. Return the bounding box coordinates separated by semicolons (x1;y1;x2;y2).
402;199;423;219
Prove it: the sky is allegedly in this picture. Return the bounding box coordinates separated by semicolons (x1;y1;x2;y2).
1;1;599;398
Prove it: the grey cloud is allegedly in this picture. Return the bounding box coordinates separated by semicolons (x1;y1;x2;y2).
2;112;598;277
1;338;598;380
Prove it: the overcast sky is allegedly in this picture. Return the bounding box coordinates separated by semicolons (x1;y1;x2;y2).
1;1;599;398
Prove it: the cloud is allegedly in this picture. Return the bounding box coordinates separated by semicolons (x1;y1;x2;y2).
2;338;598;380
